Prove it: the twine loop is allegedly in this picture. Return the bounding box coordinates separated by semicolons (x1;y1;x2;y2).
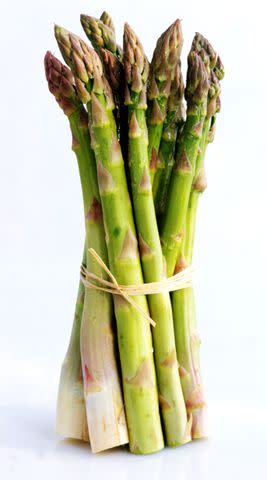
80;248;194;327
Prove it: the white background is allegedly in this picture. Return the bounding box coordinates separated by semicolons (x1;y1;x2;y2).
1;0;267;478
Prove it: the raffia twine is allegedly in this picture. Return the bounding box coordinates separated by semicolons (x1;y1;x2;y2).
80;248;194;327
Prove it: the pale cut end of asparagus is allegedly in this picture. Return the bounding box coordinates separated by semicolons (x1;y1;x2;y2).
84;387;128;452
56;358;89;442
191;405;209;439
80;297;129;453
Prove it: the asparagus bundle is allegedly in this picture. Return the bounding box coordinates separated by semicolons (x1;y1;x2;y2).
54;26;164;454
45;9;224;455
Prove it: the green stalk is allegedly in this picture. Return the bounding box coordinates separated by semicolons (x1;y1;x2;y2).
160;47;209;277
45;52;128;452
172;43;224;439
153;62;185;215
147;20;183;185
45;52;88;441
123;24;190;446
172;169;208;440
55;28;164;454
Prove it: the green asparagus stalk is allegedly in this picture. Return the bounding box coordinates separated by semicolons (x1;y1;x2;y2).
172;113;215;442
172;39;224;439
123;23;190;446
147;20;183;185
44;52;128;452
44;53;88;441
179;36;224;266
54;27;164;454
189;73;222;232
160;46;209;277
153;62;185;215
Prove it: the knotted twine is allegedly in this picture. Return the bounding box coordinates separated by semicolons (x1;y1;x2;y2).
80;248;194;327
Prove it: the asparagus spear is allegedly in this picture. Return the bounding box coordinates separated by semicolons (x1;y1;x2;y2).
44;52;128;452
188;70;222;242
172;46;224;439
123;23;190;446
153;62;186;215
160;46;209;277
147;19;183;185
44;53;88;441
54;27;164;454
176;35;224;268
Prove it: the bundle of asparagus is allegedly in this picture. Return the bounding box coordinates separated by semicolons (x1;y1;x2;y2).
44;10;224;455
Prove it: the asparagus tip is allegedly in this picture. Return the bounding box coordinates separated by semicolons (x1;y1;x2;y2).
214;55;225;80
44;50;80;116
185;50;209;106
100;11;115;33
192;32;224;80
54;24;73;68
151;19;183;82
54;25;103;86
80;13;117;55
123;22;149;95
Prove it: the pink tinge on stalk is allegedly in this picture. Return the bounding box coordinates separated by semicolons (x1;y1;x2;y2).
192;408;208;438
